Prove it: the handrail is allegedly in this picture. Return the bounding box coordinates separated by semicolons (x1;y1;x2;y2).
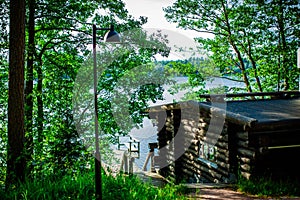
117;135;140;158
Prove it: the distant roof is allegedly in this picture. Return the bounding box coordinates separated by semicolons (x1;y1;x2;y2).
223;98;300;123
147;93;300;131
201;97;300;132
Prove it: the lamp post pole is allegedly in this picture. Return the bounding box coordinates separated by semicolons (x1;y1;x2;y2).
93;24;103;200
92;24;120;200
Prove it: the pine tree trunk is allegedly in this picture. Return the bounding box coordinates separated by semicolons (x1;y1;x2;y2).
25;0;35;176
6;0;26;188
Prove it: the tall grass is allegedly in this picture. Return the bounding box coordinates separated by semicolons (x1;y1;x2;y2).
237;175;300;198
0;171;187;200
103;173;187;200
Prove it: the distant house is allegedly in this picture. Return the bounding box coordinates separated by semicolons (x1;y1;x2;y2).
147;91;300;183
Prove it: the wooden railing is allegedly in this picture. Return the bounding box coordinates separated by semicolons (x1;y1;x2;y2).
142;143;158;172
117;135;140;159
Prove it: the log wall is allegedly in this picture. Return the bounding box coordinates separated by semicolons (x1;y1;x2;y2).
149;100;300;183
150;102;256;183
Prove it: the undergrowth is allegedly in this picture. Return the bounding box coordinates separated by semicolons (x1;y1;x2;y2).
0;170;187;200
237;174;300;198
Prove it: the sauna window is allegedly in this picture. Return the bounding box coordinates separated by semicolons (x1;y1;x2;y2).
199;142;217;167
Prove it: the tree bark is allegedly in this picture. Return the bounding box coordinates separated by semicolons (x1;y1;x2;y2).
6;0;26;187
243;33;263;92
221;2;253;94
277;0;289;91
37;62;43;143
25;0;35;176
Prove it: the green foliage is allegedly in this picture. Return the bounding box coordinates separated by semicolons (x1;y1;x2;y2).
159;57;223;101
0;0;9;186
73;30;172;148
0;170;95;200
0;0;160;188
164;0;300;92
0;62;8;181
0;0;8;53
237;175;300;198
0;169;187;200
103;173;187;200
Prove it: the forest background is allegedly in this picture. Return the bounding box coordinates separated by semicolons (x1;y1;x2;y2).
0;0;299;198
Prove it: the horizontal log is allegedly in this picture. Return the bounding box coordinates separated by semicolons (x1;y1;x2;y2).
181;118;200;126
201;135;224;144
237;147;256;159
201;119;211;125
216;148;229;157
181;164;196;175
205;126;226;135
251;120;300;133
185;149;198;158
214;141;229;149
236;131;248;141
214;164;229;177
238;157;251;164
198;129;207;137
240;171;251;180
201;172;216;183
217;136;229;143
240;164;251;172
219;134;228;141
197;158;230;176
165;123;174;129
237;140;249;148
179;168;194;177
215;152;230;163
182;153;195;161
190;139;199;145
199;165;222;180
182;125;199;133
197;130;228;143
182;157;195;165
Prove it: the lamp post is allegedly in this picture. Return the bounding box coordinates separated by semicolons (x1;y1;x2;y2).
92;24;120;200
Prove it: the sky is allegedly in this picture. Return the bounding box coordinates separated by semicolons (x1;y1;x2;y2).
123;0;201;40
123;0;209;60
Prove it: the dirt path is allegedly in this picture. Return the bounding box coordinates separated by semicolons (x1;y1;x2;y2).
186;188;265;199
185;188;300;200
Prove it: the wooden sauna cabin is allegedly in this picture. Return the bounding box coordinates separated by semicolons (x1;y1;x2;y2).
146;91;300;183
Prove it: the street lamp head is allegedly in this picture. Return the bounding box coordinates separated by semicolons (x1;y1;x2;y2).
104;24;121;43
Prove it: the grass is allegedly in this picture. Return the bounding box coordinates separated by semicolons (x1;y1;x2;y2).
2;168;300;199
0;172;94;200
237;174;300;198
103;173;188;200
0;170;187;200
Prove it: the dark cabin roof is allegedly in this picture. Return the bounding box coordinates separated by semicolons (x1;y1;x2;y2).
224;98;300;123
202;97;300;131
147;92;300;132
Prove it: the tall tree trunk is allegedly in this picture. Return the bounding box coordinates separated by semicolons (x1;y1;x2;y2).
243;34;263;92
6;0;26;188
222;2;253;94
37;62;43;145
231;42;253;93
25;0;35;176
277;0;289;90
